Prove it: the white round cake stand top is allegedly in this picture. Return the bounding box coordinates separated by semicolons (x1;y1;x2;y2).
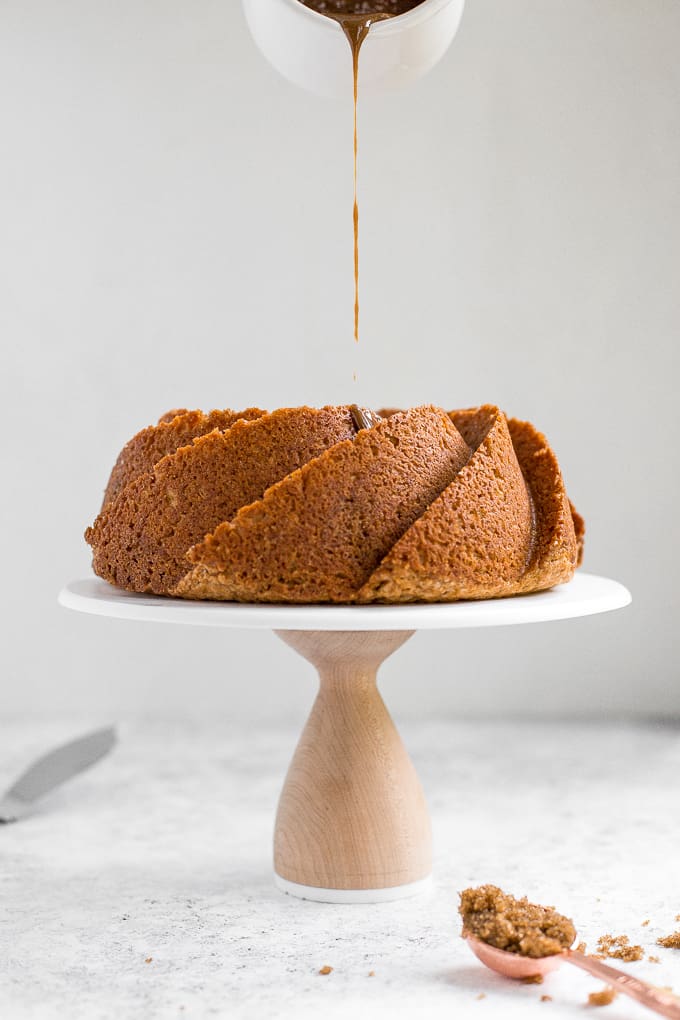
59;572;630;630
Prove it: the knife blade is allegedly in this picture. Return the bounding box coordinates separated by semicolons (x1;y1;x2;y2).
0;726;117;823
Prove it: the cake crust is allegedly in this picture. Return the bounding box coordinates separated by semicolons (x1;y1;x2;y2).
507;418;580;593
86;406;357;594
86;402;584;604
175;406;472;603
357;406;535;603
102;407;265;507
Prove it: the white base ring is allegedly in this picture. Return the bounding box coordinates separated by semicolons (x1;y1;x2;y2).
274;873;433;903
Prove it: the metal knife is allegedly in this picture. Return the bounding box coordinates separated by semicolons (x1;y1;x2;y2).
0;726;117;823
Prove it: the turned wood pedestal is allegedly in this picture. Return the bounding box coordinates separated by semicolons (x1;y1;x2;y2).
273;630;431;901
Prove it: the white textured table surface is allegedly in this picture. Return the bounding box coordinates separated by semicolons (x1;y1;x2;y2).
1;717;679;1020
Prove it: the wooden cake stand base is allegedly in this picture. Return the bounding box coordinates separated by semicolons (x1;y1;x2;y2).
59;574;630;903
273;629;429;902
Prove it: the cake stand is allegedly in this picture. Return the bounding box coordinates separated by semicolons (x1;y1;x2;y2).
59;573;630;903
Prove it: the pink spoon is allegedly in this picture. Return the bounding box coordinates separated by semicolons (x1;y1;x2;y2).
465;935;680;1019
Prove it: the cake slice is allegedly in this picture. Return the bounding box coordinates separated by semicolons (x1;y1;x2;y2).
357;406;535;603
176;406;472;603
86;406;357;595
102;406;266;506
507;418;580;592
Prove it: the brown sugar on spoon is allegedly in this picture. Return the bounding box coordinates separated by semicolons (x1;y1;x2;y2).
462;888;680;1018
459;885;576;959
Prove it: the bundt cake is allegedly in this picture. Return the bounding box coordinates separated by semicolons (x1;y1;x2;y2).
86;403;584;603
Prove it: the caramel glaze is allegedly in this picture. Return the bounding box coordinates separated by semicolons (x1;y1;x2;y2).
349;403;383;431
298;0;425;342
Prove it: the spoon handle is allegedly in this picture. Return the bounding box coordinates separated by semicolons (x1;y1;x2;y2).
566;950;680;1019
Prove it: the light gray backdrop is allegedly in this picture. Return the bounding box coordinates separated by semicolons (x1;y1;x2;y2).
1;0;678;722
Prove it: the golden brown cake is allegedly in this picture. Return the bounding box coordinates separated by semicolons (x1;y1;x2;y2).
357;406;535;602
102;407;265;506
506;417;579;594
86;402;584;603
176;406;471;603
86;406;357;595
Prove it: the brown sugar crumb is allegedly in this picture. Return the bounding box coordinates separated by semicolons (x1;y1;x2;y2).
676;915;680;922
368;970;375;977
540;995;553;1003
575;941;587;954
642;920;650;927
476;993;486;1000
459;885;575;959
319;965;333;975
595;934;644;962
648;956;661;964
588;986;618;1007
521;974;544;984
144;957;153;964
658;933;680;950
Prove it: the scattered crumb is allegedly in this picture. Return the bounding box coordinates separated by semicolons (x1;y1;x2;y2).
588;986;618;1007
595;934;644;962
642;920;650;927
144;958;153;964
576;941;587;954
648;956;661;964
657;933;680;950
676;915;680;923
476;993;486;1000
540;995;553;1003
319;965;333;975
521;974;543;985
459;885;575;958
368;970;375;977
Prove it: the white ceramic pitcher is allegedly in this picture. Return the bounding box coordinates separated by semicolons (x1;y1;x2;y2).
242;0;466;96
